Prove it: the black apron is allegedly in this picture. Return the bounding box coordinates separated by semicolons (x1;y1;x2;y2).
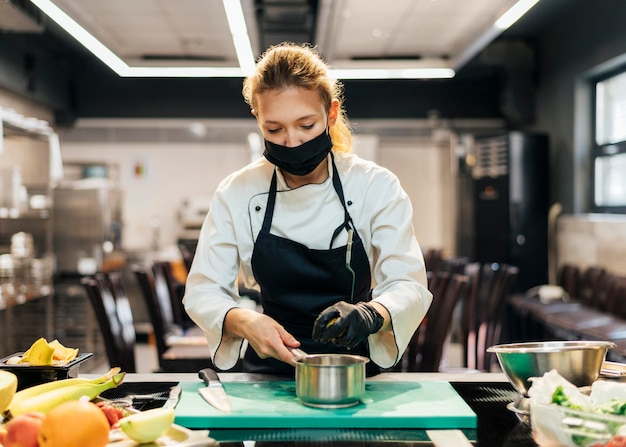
247;154;380;377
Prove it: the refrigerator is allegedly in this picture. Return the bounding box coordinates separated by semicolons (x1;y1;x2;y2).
457;131;549;292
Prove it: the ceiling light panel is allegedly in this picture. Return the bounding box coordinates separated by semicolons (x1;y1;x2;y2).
53;0;239;66
29;0;539;79
323;0;518;61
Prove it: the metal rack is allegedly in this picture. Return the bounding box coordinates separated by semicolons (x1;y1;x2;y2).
0;107;59;355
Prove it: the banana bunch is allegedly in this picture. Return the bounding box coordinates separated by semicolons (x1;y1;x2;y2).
4;367;125;419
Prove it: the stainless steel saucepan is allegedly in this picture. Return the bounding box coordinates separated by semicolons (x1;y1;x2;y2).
291;348;369;409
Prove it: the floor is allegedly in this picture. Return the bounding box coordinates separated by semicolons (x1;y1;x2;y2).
135;342;160;373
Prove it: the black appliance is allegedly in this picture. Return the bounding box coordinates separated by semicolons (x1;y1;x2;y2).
461;131;549;292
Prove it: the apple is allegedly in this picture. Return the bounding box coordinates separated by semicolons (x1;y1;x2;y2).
0;426;8;445
4;412;45;447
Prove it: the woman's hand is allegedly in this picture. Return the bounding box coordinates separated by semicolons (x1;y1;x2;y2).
224;308;300;365
312;301;385;349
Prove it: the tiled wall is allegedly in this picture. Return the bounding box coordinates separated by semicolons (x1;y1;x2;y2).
556;214;626;276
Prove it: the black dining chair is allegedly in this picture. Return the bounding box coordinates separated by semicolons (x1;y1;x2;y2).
82;274;137;373
416;272;469;371
132;263;216;372
579;266;609;309
461;262;518;372
152;260;195;330
104;271;138;371
557;264;581;299
407;270;452;367
390;270;468;372
177;240;198;273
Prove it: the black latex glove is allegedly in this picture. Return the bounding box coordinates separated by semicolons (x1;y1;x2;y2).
312;301;384;349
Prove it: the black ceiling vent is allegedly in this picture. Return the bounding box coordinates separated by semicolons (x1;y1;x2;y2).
254;0;319;50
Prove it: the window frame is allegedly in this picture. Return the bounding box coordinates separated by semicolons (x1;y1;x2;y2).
591;67;626;214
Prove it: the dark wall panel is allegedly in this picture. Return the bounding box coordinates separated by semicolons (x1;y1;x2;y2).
343;78;503;119
0;34;70;111
67;57;503;121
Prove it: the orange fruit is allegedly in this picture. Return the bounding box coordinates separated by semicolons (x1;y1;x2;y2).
37;400;110;447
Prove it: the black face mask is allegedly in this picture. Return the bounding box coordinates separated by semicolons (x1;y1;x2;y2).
263;130;333;176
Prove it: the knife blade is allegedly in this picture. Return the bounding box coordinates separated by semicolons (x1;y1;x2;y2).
163;385;181;409
198;368;232;413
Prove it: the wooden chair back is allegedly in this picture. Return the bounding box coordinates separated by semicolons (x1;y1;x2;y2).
579;266;609;308
391;270;468;372
132;263;214;372
417;273;469;371
132;264;173;360
459;262;481;370
399;270;451;371
462;262;518;371
423;248;444;272
152;261;186;328
605;275;626;319
178;240;198;272
557;264;581;299
105;271;137;371
82;274;136;372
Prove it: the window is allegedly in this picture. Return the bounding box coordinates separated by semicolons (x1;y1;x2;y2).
593;70;626;212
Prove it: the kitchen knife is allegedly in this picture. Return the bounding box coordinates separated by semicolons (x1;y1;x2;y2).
163;385;182;409
198;368;233;413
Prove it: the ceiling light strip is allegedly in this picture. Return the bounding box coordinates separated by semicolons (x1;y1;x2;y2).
495;0;541;29
223;0;256;76
29;0;129;75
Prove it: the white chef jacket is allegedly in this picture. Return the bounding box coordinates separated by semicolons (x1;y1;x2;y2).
183;150;432;370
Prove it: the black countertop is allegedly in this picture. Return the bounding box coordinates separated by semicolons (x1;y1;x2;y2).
97;372;538;446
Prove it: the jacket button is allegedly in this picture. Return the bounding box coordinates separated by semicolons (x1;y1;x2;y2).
347;201;352;206
255;206;261;211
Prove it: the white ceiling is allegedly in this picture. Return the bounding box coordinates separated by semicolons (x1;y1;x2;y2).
51;0;240;67
23;0;531;76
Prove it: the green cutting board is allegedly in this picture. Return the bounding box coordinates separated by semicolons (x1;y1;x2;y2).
174;381;476;429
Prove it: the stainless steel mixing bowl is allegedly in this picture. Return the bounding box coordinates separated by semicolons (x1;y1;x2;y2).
487;340;615;396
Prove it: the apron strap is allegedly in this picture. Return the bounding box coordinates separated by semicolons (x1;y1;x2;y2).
329;152;354;248
260;170;279;234
262;157;354;249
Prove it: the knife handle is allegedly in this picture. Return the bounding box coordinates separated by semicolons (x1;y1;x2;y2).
199;367;220;385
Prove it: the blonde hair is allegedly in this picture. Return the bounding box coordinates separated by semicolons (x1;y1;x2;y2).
242;42;352;153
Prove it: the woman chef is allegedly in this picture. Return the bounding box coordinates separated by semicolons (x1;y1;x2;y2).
183;42;432;376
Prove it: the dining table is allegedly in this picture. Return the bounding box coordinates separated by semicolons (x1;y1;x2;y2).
94;370;540;446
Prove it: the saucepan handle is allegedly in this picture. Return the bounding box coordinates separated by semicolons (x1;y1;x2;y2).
291;348;308;359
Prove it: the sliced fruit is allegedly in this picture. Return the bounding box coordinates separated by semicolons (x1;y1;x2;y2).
17;338;79;366
19;337;55;366
119;408;175;443
48;339;78;363
0;370;18;414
